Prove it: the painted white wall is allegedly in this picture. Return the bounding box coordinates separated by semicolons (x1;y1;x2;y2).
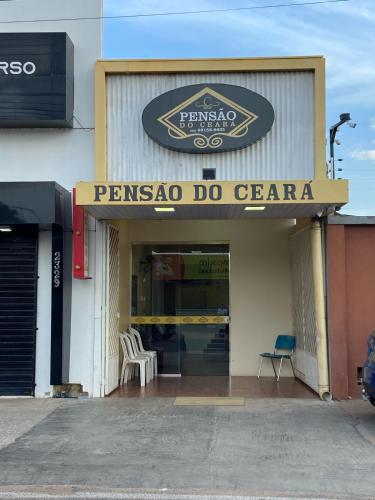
0;0;102;184
35;230;52;397
0;0;103;396
120;218;295;377
69;216;99;396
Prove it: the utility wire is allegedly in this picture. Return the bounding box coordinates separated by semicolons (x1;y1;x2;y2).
0;0;350;24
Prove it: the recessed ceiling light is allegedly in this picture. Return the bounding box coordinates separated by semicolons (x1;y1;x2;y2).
244;206;266;211
154;207;175;213
0;226;12;232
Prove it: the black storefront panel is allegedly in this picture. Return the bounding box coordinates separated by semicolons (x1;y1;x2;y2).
50;224;64;385
0;32;74;127
0;182;71;225
0;182;72;394
0;226;38;396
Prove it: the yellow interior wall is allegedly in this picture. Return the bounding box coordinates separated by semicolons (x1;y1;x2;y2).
119;218;295;377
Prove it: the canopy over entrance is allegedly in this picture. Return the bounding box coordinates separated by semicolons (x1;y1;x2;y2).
75;179;348;220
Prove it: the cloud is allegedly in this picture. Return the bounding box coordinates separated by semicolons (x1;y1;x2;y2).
104;0;375;107
341;207;375;216
351;150;375;161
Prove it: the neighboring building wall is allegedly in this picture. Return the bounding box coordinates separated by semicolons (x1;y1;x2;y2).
0;0;102;395
0;0;101;186
328;222;375;399
113;218;295;377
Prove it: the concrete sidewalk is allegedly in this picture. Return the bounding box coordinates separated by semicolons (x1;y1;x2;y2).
0;399;62;450
0;398;374;499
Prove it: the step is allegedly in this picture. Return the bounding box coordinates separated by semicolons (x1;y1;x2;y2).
204;347;228;353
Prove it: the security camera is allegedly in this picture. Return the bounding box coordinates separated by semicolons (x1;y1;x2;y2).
340;113;351;121
348;121;356;128
335;139;341;145
326;205;336;216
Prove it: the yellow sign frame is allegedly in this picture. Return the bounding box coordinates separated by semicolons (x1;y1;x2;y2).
95;56;327;181
75;180;348;206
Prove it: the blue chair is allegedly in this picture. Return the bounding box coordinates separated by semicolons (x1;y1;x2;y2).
258;335;296;381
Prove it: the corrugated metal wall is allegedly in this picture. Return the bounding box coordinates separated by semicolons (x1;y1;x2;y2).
290;227;318;392
107;72;314;182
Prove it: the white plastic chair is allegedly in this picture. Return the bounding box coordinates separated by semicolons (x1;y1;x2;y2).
119;333;149;387
126;329;154;380
119;333;136;383
119;333;139;385
124;332;152;384
125;330;154;381
128;326;158;377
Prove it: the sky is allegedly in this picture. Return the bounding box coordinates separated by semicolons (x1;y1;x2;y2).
104;0;375;215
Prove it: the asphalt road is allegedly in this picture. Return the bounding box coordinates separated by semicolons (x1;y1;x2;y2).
0;398;374;499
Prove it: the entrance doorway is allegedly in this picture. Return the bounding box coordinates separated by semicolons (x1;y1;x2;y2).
131;244;229;376
105;219;318;399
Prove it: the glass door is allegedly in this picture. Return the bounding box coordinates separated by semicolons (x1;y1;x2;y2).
131;244;230;375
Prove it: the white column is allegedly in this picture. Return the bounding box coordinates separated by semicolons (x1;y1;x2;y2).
35;230;52;397
311;220;331;400
93;220;106;397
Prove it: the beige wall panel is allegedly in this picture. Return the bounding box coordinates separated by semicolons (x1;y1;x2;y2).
107;72;314;182
124;219;294;376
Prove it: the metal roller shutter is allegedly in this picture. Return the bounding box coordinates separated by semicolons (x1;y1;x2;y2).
0;226;38;396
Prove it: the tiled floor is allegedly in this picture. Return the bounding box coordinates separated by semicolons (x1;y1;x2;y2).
109;376;317;398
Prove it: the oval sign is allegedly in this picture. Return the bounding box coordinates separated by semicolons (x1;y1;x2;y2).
142;83;274;154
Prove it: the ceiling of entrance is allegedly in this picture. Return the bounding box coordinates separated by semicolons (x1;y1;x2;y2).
82;203;338;220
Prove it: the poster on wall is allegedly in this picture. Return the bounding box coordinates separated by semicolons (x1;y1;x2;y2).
152;254;229;280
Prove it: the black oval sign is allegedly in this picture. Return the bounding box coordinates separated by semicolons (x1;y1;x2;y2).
142;83;274;154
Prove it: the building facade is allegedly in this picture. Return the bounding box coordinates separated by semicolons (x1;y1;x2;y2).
0;1;353;400
74;58;347;399
0;0;102;396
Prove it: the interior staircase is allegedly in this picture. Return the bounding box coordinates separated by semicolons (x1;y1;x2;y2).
204;330;229;358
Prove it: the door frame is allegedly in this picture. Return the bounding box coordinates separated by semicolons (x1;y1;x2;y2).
129;241;231;376
104;223;120;395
